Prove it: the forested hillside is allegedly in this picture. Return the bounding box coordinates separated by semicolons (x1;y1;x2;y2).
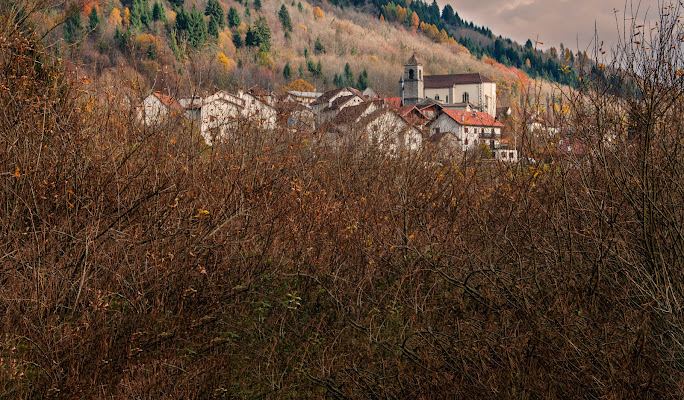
34;0;581;100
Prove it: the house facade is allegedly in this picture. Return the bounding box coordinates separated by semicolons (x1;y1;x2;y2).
400;55;497;117
429;109;503;152
138;92;183;126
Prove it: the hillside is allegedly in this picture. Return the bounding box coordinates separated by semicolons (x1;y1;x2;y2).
32;0;574;103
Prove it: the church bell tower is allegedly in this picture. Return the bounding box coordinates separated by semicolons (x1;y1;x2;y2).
401;54;423;106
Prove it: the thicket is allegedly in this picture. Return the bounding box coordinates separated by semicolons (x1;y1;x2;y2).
2;2;684;398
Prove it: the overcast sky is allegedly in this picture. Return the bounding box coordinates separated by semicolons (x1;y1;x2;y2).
440;0;662;52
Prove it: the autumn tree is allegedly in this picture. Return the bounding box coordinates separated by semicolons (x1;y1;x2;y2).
313;6;324;20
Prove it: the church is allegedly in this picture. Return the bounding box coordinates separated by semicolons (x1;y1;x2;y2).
399;55;497;118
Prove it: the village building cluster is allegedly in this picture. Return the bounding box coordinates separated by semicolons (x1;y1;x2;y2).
137;55;518;160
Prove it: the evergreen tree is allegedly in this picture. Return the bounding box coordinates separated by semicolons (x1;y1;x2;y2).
130;0;153;28
343;63;353;86
175;7;190;32
316;60;322;76
232;31;243;47
283;62;292;79
208;15;219;37
525;39;533;49
205;0;225;28
245;17;271;52
227;7;241;27
333;73;343;88
64;11;83;44
88;7;100;31
152;1;167;23
169;0;184;8
298;64;304;78
314;37;325;54
278;5;292;32
188;6;207;47
253;0;262;11
356;69;368;90
297;2;303;12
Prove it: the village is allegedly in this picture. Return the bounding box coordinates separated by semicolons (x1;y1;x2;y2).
138;55;522;160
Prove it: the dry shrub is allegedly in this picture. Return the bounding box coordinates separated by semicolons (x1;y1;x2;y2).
1;2;683;399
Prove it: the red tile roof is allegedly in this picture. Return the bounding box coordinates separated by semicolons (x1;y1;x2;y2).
424;73;493;89
441;109;504;128
153;92;183;111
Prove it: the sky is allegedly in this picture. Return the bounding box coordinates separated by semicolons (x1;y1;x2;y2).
440;0;663;52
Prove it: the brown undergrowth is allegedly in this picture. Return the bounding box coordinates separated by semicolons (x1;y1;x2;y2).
1;3;684;398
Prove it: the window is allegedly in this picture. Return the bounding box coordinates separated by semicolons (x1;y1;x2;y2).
419;71;422;79
464;127;468;133
465;139;468;145
435;94;440;101
446;95;449;103
462;92;469;103
509;152;514;158
409;69;415;80
435;127;440;134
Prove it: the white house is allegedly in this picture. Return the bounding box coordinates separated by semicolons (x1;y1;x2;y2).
400;55;497;117
318;93;366;125
429;109;503;152
138;92;183;126
237;90;278;130
186;91;244;145
358;108;423;153
312;87;366;125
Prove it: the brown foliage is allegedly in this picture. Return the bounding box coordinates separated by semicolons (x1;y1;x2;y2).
1;2;684;399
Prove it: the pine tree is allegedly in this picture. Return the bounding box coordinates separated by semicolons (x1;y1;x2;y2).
227;7;241;27
253;0;262;11
175;7;190;32
208;15;219;37
245;17;271;52
343;63;353;86
169;0;184;8
189;6;207;47
205;0;225;28
152;1;167;23
232;31;243;47
314;37;325;54
356;69;368;90
297;2;303;12
64;11;83;44
278;5;292;32
88;7;100;31
283;62;292;79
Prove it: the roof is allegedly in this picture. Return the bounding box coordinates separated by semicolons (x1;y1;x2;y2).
328;94;363;110
406;54;421;65
424;73;494;89
331;101;376;125
397;106;429;121
375;97;402;108
248;85;271;97
152;92;183;111
314;87;365;105
288;91;322;98
440;109;504;128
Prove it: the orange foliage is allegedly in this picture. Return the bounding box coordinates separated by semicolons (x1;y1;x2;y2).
284;78;315;92
313;6;324;20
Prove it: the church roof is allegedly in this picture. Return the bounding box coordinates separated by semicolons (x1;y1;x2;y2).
424;73;494;88
406;54;421;65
